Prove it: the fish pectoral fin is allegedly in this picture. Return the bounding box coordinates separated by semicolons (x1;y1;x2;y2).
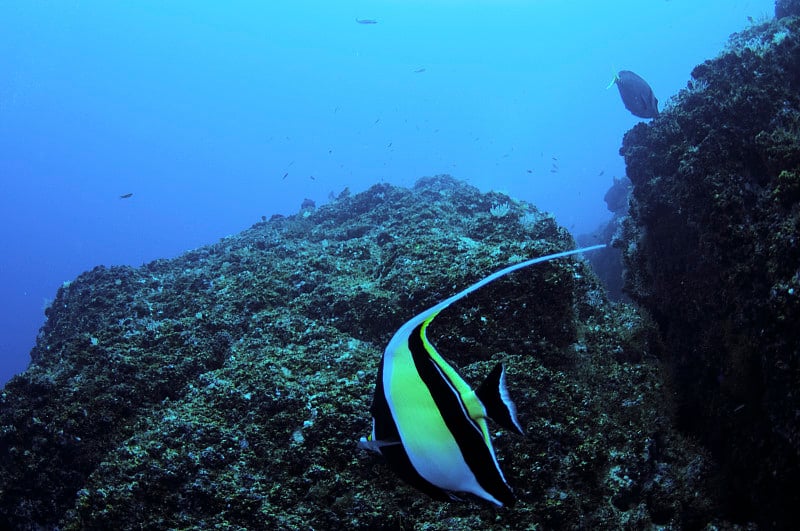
476;363;525;435
358;436;401;454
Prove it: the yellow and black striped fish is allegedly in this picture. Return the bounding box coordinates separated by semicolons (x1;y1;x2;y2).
359;244;606;506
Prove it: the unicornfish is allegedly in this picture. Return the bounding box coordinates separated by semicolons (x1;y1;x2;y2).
359;244;606;506
608;70;659;119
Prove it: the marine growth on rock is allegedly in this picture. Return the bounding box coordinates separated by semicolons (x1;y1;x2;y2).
619;13;800;528
1;175;713;529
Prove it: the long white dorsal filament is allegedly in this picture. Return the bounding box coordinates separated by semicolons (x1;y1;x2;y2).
402;244;607;333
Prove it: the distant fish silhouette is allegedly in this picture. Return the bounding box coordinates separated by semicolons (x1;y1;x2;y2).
604;176;632;213
413;68;426;73
608;70;659;119
356;18;378;24
119;193;133;199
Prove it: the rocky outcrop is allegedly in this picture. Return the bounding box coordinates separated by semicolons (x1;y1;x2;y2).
1;176;713;529
619;13;800;527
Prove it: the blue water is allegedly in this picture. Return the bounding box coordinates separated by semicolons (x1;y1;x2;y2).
0;0;775;385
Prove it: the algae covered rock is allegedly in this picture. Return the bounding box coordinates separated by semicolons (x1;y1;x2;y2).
776;0;800;18
619;13;800;527
2;176;713;529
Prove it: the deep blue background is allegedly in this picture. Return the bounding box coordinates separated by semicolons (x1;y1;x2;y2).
0;0;774;385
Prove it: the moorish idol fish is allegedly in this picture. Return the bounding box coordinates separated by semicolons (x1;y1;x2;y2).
359;244;606;506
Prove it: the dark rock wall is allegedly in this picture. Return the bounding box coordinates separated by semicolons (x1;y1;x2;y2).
1;176;714;529
620;14;800;526
776;0;800;19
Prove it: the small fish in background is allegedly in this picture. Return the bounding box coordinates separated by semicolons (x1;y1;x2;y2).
413;68;426;73
282;172;289;180
356;18;378;24
604;176;633;213
119;193;133;199
608;70;659;119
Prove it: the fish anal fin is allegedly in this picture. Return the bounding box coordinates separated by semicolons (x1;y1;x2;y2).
476;363;524;435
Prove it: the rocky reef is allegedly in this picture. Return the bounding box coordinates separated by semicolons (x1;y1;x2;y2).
578;176;632;302
1;175;718;529
619;6;800;527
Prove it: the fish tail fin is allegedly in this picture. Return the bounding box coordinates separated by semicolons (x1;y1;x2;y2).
476;363;524;435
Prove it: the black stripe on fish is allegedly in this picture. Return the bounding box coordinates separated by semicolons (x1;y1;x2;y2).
408;323;516;506
370;351;454;501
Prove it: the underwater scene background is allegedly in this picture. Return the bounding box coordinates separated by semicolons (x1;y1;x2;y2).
0;0;776;385
2;0;800;529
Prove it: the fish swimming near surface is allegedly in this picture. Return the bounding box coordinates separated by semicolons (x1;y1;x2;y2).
356;18;378;24
359;244;606;506
608;70;659;118
119;193;133;199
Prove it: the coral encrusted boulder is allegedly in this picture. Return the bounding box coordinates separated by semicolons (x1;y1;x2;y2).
2;176;717;529
619;13;800;527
